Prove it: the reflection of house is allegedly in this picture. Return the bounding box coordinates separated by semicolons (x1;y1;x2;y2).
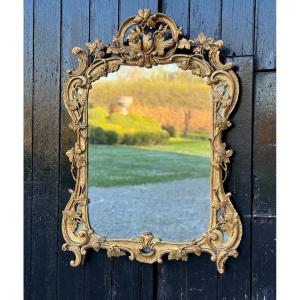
115;96;133;115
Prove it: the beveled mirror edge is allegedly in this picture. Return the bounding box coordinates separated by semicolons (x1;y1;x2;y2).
61;8;242;273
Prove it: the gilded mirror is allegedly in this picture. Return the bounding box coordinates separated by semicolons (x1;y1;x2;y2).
62;9;242;273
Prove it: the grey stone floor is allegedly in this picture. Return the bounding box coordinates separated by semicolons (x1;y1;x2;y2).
88;178;210;242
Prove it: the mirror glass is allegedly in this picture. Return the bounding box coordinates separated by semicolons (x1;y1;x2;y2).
88;64;212;242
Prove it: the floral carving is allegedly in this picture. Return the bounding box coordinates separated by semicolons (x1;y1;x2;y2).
62;9;242;273
133;9;156;28
212;143;233;182
217;215;236;237
63;208;83;233
168;249;189;261
178;38;191;50
193;33;215;56
86;39;107;60
107;246;126;257
213;83;232;110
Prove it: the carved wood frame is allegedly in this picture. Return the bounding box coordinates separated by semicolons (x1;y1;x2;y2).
62;9;242;273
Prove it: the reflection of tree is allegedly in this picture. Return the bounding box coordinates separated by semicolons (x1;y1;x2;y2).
108;102;118;115
115;65;206;83
89;65;212;133
116;66;146;81
183;110;191;137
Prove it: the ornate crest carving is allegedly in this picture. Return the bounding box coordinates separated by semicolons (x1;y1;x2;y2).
62;9;242;273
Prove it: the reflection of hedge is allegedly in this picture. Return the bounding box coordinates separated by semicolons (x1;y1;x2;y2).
89;127;119;144
89;127;169;145
88;107;169;145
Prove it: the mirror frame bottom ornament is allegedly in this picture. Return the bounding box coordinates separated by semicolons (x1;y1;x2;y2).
62;9;242;273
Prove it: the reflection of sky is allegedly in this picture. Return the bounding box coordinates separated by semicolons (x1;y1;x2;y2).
100;64;187;81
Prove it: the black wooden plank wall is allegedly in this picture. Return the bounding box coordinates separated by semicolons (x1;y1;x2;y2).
24;0;276;299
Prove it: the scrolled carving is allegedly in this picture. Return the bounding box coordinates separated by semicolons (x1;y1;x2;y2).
62;9;242;273
135;232;161;253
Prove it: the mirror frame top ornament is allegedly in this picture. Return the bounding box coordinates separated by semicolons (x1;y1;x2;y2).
62;9;242;273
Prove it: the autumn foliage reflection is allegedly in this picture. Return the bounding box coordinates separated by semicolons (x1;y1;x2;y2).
89;64;212;136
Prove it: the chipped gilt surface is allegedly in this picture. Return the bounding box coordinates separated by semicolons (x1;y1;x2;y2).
62;9;242;273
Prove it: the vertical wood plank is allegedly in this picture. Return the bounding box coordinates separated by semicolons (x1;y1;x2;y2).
31;1;61;299
253;72;276;217
111;258;154;300
140;264;155;300
85;251;113;300
57;1;89;299
218;57;253;299
252;217;276;300
90;0;119;44
156;260;187;300
222;0;254;56
119;0;158;24
255;0;276;70
185;255;218;300
24;0;33;182
31;182;59;300
162;0;189;35
190;0;221;40
33;0;60;182
24;181;32;300
85;1;117;299
32;0;61;183
219;217;252;300
157;261;188;300
24;0;33;299
224;57;253;217
157;256;217;300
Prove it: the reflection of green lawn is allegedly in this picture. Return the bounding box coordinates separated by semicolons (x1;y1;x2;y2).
138;137;211;157
88;138;211;187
